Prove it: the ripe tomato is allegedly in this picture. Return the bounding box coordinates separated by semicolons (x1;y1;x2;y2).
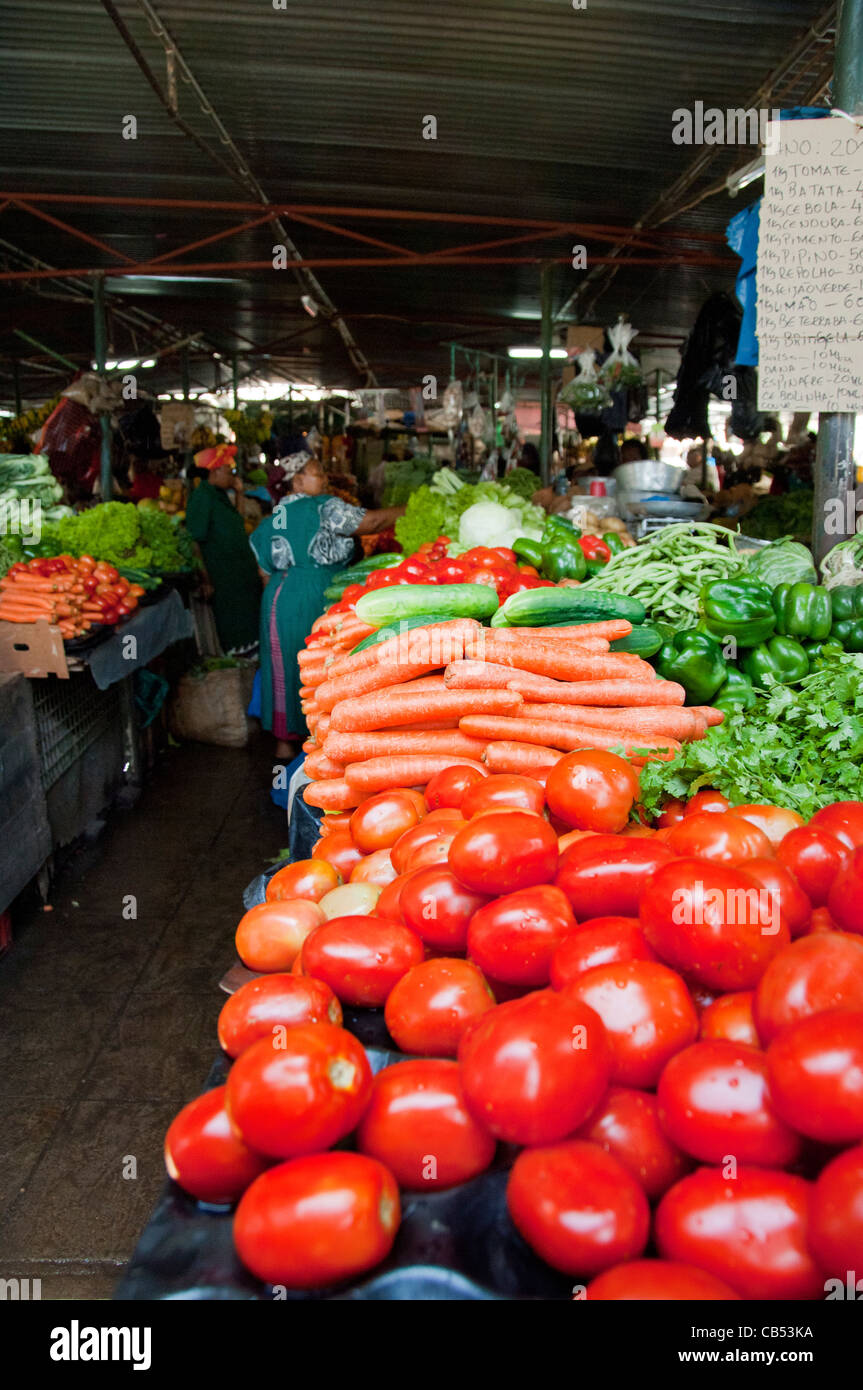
403;829;462;872
577;1087;690;1201
767;1010;863;1144
665;811;773;864
556;836;676;919
732;803;805;848
466;884;575;988
545;750;638;833
739;856;812;938
549;918;657;989
234;1152;399;1288
699;991;759;1048
312;830;365;881
585;1260;740;1300
218;974;342;1058
301;915;424;1007
656;799;686;828
399;865;488;950
424;764;487;810
655;1167;821;1301
827;846;863;933
357;1059;495;1190
164;1085;268;1204
657;1040;800;1167
809;799;863;850
776;825;849;906
384;957;495;1056
458;990;610;1145
808;1143;863;1278
683;789;730;816
391;819;462;874
639;858;790;990
235;899;324;973
507;1140;649;1277
753;932;863;1046
225;1023;371;1159
564;960;698;1089
448;810;559;895
349;791;421;853
350;847;397;887
374;870;417;923
266;858;340;902
461;773;545;819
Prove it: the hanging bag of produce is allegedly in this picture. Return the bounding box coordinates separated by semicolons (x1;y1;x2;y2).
559;350;612;413
598;318;643;391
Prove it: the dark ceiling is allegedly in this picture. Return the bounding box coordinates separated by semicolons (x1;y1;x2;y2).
0;0;838;408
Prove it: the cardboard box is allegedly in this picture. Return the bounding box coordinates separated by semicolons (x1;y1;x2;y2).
0;620;69;678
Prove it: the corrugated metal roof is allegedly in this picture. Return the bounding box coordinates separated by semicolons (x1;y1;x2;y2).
0;0;837;403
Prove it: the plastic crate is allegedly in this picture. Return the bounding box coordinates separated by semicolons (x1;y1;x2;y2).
31;673;121;791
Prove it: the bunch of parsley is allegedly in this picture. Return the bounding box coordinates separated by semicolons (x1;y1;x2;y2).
638;654;863;820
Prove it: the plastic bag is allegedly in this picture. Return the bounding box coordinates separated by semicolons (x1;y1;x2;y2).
598;319;643;390
559;350;611;413
169;666;257;748
441;379;464;428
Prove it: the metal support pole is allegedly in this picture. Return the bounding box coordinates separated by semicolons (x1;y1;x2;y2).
181;346;190;401
450;344;456;381
814;0;863;564
12;358;21;417
93;277;113;501
539;263;554;486
13;329;78;372
232;354;239;410
287;384;293;431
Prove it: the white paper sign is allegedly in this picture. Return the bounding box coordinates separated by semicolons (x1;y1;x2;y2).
757;116;863;411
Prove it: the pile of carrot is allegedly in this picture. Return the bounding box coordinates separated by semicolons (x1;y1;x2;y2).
0;568;88;638
297;610;724;812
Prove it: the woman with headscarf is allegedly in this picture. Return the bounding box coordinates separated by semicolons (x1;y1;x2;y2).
250;450;403;757
185;444;261;653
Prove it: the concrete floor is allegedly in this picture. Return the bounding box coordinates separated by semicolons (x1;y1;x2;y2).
0;737;286;1300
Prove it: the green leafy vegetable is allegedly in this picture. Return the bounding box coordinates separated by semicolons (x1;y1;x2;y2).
739;490;813;541
37;501;198;573
395;477;545;555
501;467;540;501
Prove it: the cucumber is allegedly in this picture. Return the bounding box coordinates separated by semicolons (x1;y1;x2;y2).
610;625;663;657
356;582;499;628
349;612;464;655
497;588;646;628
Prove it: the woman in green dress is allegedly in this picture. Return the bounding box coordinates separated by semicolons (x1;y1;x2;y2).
186;444;261;653
250;452;402;757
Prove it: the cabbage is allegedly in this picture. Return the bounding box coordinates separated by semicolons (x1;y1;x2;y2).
458;500;542;551
747;539;817;588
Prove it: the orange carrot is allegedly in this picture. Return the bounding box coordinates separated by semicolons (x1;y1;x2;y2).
483;742;563;774
690;705;725;727
303;779;364;811
303;749;346;779
316;714;332;739
458;714;681;761
487;618;633;642
326;619;481;680
506;676;687;707
316;660;448;713
302;738;316;754
466;635;654;683
329;686;523;733
325;729;487;763
444;660;521;689
344;755;485;795
516;703;701;741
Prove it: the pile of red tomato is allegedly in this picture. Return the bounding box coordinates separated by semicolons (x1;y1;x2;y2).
337;536;555;608
6;554;143;628
164;756;863;1300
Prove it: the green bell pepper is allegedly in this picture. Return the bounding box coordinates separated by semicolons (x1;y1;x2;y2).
713;667;757;713
542;515;580;542
830;585;863;652
772;582;832;641
742;635;809;686
804;639;845;668
700;578;777;648
542;534;587;583
602;532;626;556
654;631;728;705
512;537;545;569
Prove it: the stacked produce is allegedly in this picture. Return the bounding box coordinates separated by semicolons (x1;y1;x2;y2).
395;468;545;556
0;554;144;638
0;453;72;530
162;761;863;1297
0;499;197;579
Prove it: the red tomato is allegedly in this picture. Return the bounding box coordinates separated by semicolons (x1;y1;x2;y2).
809;799;863;850
753;932;863;1046
423;807;466;825
218;974;342;1058
461;773;545;819
639;858;790;990
399;865;488;950
350;847;397;887
234;1152;399;1288
732;802;805;847
390;788;428;819
657;1039;801;1167
391;819;459;874
164;1086;269;1203
665;811;773;864
235;899;324;973
350;791;421;853
312;830;365;881
738;856;811;938
585;1260;740;1301
225;1023;372;1159
699;991;759;1048
767;1010;863;1144
301;915;424;1007
507;1140;649;1277
458;989;610;1145
776;824;849;906
683;789;730;816
545;750;639;833
577;1087;690;1201
563;960;698;1089
448;810;559;895
656;799;686;828
373;870;416;923
384;957;495;1056
556;835;676;919
655;1167;822;1301
827;845;863;933
808;1143;863;1279
549;917;657;988
357;1059;495;1190
467;884;575;987
266;859;340;903
424;764;488;812
403;830;461;872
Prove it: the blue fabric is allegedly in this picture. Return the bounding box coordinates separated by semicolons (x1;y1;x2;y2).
85;589;194;690
247;667;262;718
271;749;304;809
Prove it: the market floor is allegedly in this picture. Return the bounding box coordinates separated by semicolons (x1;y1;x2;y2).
0;734;286;1301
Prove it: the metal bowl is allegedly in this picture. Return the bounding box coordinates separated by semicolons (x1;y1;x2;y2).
614;460;686;495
